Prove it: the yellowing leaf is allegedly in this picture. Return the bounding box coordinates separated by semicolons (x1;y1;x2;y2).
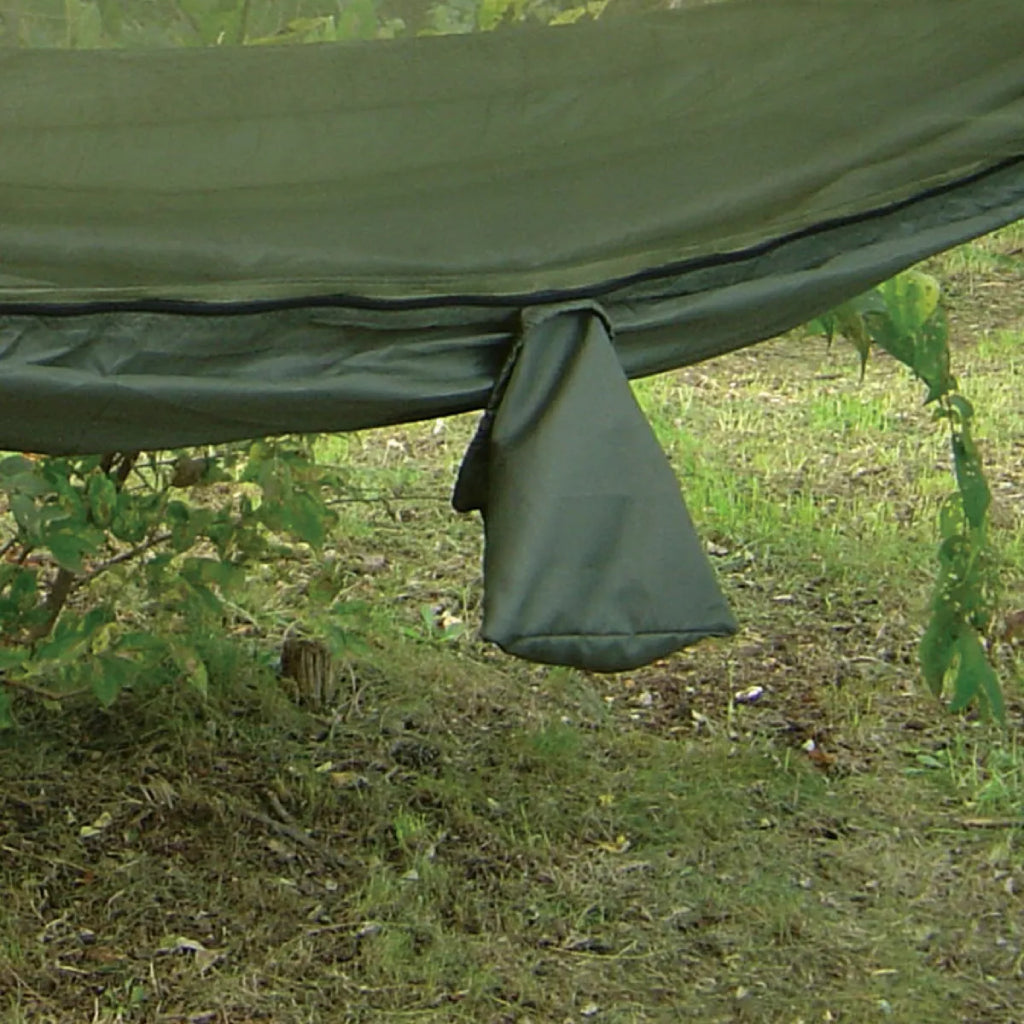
595;834;631;854
79;810;113;838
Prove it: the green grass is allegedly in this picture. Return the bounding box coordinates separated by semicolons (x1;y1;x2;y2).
1;226;1023;1022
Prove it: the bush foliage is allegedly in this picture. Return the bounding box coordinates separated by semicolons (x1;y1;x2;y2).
0;441;349;726
811;270;1003;720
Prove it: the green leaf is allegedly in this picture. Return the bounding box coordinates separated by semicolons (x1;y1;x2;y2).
9;493;42;540
947;394;975;423
95;0;123;39
937;495;965;543
0;568;40;631
0;458;53;498
143;553;175;587
478;0;515;29
0;455;38;479
49;468;85;513
64;0;105;48
181;557;244;594
118;631;168;654
111;490;150;543
274;492;329;550
335;0;379;40
806;313;836;345
834;304;872;378
42;520;105;573
44;531;87;573
913;311;953;403
166;499;199;551
0;646;30;671
34;606;112;664
87;472;118;528
881;270;941;336
864;310;914;368
91;654;133;707
168;642;209;697
952;431;991;531
919;609;958;698
948;629;1004;722
180;580;225;621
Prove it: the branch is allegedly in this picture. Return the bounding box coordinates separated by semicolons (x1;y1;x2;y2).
76;531;173;586
0;676;89;701
27;566;75;642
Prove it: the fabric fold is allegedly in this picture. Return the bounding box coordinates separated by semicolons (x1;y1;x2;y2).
454;302;736;672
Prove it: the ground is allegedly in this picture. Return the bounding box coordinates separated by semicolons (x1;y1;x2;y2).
1;226;1023;1022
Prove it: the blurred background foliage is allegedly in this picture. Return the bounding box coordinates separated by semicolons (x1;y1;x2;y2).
0;0;705;47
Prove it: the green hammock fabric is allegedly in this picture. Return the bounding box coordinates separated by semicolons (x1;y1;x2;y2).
1;0;1022;669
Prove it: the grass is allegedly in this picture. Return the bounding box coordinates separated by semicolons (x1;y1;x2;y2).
1;224;1024;1022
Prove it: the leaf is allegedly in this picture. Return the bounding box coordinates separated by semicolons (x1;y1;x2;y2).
64;0;104;48
952;430;991;531
9;493;42;540
91;654;133;707
806;313;836;345
0;455;38;480
79;810;114;838
111;491;150;543
881;270;942;335
181;557;244;594
0;567;40;631
95;0;122;39
833;304;872;378
0;647;30;671
937;494;965;543
867;317;914;369
947;394;975;423
43;530;90;573
919;608;958;698
549;5;590;24
168;642;209;697
0;456;53;497
977;655;1006;723
34;606;112;664
913;311;953;403
87;472;118;528
948;629;1004;722
478;0;516;29
181;580;224;621
334;0;377;39
118;631;168;655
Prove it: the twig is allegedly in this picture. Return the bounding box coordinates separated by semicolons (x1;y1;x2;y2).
76;531;173;585
325;492;448;506
0;843;90;874
238;805;346;868
264;788;299;826
0;677;90;701
27;566;75;640
959;817;1024;829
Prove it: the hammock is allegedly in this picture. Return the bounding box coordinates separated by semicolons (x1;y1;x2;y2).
2;0;1023;670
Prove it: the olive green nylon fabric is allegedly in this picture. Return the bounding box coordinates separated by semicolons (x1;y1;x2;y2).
454;304;736;671
2;0;1022;304
0;160;1021;455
